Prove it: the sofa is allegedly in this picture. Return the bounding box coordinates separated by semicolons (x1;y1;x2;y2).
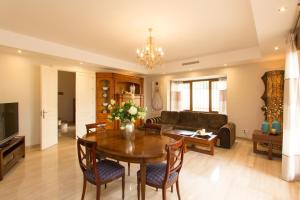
146;111;236;148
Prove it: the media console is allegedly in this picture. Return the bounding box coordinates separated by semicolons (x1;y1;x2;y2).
0;136;25;180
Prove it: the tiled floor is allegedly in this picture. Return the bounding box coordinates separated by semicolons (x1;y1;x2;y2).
0;136;298;200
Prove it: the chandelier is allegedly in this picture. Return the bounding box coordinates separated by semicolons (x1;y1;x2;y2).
136;28;164;69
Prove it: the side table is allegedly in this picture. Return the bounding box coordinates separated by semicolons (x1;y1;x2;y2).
252;130;282;160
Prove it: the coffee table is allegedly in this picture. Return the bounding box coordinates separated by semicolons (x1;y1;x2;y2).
164;129;218;155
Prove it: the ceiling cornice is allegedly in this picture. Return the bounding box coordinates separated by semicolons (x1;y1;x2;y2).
151;47;261;74
0;29;147;74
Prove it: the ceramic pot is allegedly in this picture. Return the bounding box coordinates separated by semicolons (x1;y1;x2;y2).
271;119;281;134
261;120;269;133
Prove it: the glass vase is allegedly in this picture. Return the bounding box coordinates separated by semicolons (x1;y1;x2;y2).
120;120;135;140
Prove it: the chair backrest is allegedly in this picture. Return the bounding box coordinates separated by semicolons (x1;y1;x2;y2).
85;122;106;134
164;138;185;185
77;137;101;183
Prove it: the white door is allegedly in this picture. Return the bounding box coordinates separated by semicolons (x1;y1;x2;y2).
76;72;96;138
40;65;58;150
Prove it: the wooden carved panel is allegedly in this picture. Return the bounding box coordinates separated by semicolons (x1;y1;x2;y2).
261;70;284;125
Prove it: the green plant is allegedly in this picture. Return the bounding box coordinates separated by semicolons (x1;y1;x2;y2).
107;99;146;123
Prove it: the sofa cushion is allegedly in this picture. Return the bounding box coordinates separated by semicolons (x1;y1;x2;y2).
207;113;228;130
196;113;209;129
178;111;198;126
173;125;197;131
178;111;208;129
161;111;179;124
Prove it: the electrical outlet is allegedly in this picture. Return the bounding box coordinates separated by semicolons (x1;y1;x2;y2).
240;129;249;135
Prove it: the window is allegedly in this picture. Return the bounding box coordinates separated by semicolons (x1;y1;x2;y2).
170;81;190;111
192;81;209;111
170;78;226;113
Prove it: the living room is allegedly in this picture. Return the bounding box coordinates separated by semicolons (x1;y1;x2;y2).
0;0;299;200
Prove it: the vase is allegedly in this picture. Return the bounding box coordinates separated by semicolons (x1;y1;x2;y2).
261;120;269;133
120;121;135;140
130;84;135;94
271;119;281;134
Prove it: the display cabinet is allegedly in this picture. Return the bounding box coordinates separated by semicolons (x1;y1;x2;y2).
96;73;144;129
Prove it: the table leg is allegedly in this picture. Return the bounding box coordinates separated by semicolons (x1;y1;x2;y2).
253;141;257;153
210;142;214;155
268;142;273;160
140;161;146;200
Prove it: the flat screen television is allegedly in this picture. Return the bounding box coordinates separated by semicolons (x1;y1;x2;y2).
0;103;19;146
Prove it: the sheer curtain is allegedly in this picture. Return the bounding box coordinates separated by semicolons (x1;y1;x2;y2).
282;33;300;181
170;81;190;111
218;77;227;114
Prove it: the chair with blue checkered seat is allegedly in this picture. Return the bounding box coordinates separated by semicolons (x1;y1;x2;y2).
77;137;125;200
86;122;131;176
137;138;185;200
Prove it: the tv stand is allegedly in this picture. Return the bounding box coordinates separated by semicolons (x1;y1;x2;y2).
0;136;25;180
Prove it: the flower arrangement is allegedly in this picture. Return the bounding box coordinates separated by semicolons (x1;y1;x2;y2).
107;99;146;123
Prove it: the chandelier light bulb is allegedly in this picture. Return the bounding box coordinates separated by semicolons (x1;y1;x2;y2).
136;28;163;69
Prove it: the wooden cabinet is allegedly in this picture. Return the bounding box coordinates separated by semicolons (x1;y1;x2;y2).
0;136;25;180
96;73;144;129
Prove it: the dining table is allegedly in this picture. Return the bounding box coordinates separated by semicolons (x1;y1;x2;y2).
83;129;175;200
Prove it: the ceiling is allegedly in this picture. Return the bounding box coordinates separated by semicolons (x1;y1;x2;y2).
0;0;298;74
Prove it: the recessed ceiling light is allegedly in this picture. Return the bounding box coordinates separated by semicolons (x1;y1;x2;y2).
17;50;22;54
274;46;279;51
278;6;286;13
224;64;228;66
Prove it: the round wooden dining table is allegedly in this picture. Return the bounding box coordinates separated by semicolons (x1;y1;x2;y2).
83;129;175;200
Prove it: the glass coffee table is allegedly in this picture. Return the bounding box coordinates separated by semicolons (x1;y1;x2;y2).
163;129;218;155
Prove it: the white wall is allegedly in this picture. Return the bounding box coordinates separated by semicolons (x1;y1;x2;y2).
144;60;285;138
58;71;75;123
0;52;99;146
0;53;40;146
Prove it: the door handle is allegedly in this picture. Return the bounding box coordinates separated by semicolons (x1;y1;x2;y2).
42;110;48;119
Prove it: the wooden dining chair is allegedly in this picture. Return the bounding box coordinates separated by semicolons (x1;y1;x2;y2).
85;122;131;176
77;137;125;200
137;138;185;200
86;122;106;134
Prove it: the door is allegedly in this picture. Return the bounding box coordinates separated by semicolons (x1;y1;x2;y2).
40;65;58;150
76;72;96;137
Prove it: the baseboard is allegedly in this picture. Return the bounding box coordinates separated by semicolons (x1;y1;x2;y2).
25;144;40;151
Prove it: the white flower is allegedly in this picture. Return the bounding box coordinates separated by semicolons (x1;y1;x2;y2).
128;106;138;115
137;111;146;119
108;105;112;110
115;116;120;120
110;99;116;105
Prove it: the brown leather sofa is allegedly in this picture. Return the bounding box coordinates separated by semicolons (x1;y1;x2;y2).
146;111;236;148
